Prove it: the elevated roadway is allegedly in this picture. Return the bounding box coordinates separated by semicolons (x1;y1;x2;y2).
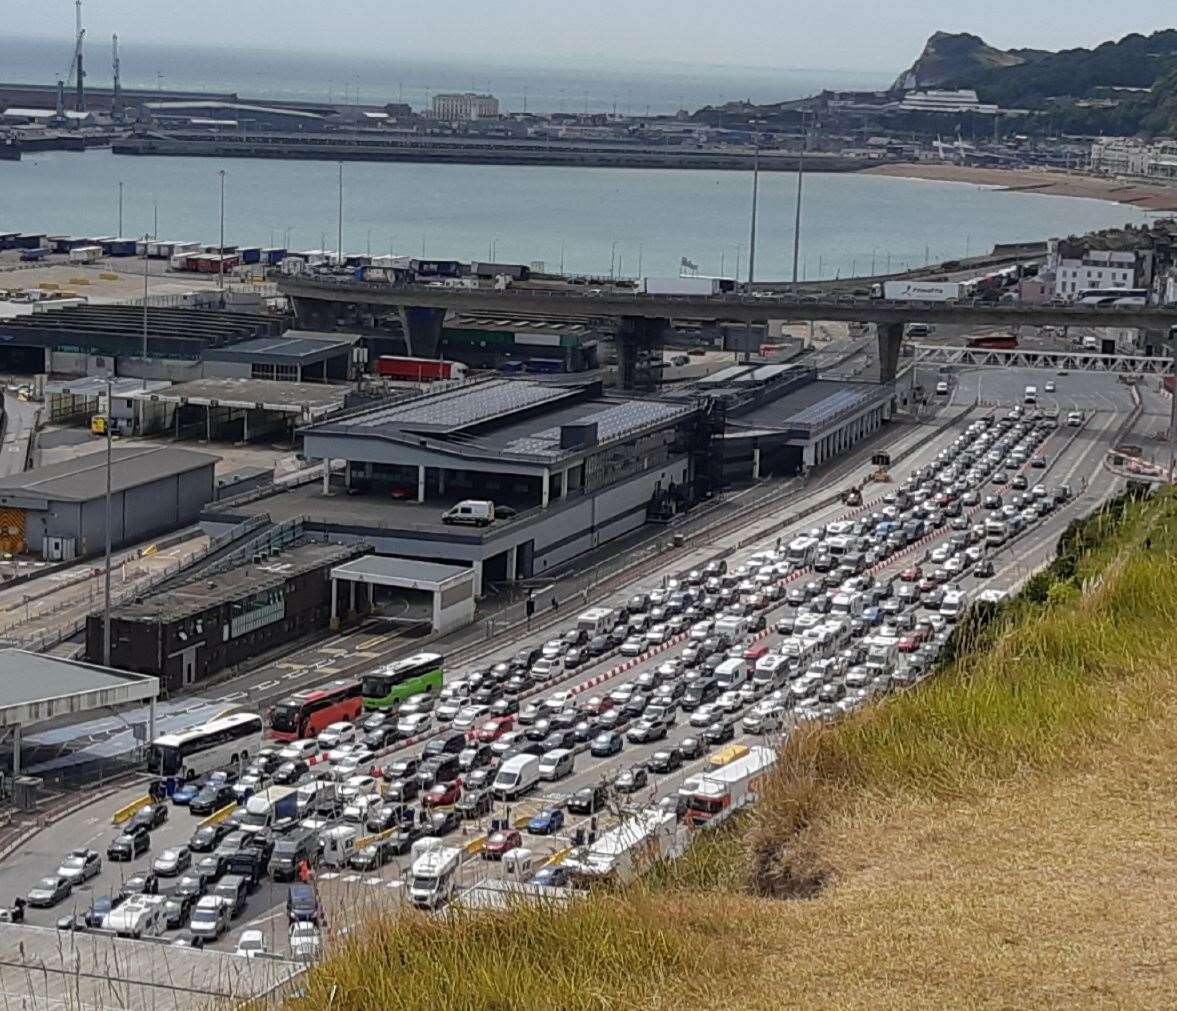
278;275;1177;383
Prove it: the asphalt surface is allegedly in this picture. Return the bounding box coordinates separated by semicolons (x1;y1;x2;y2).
0;373;1135;957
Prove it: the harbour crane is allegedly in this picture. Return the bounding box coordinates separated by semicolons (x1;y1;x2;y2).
67;0;86;112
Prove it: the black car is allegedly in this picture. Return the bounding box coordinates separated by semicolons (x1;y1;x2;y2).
677;736;706;760
188;822;232;853
463;767;496;791
511;646;544;670
648;749;683;774
703;720;736;745
130;803;169;832
163;891;197;929
587;635;611;657
171;930;205;949
348;839;400;872
455;788;494;820
540;730;576;753
613;766;649;794
568;783;608;815
83;894;123;928
424;731;467;759
188;784;236;816
490;696;520;718
193;853;229;883
417;755;461;788
272;760;310;786
107;824;150;861
425;810;460;836
118;872;159;899
365;802;412;833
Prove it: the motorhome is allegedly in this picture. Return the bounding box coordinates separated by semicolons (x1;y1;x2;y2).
576;608;617;636
561;808;679;886
785;536;818;568
864;635;899;672
683;747;777;828
409;846;462;909
940;589;969;621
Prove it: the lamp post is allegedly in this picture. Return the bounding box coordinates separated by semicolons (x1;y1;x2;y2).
101;377;113;666
217;169;226;291
142;232;150;390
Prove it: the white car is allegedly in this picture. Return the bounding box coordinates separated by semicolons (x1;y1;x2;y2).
689;621;713;641
339;774;377;801
716;690;743;714
395;712;432;737
529;657;563;679
619;636;646;657
930;545;950;564
1044;380;1056;392
543;690;575;713
944;555;966;575
289;922;322;961
452;705;489;732
316;722;355;750
235;929;267;958
278;739;320;762
689;703;720;728
644;624;669;646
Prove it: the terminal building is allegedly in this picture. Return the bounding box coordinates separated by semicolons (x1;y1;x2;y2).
202;377;711;594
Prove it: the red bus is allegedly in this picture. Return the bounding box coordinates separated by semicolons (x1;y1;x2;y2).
966;334;1018;351
268;680;363;741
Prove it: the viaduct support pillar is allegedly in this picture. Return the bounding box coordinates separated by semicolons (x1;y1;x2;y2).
399;306;447;359
290;297;338;331
616;316;669;391
877;322;905;384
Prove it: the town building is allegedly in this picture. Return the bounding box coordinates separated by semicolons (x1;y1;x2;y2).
431;93;500;121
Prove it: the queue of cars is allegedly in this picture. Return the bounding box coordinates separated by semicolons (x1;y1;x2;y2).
21;408;1071;941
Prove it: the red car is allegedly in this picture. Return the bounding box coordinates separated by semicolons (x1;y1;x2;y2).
900;565;922;582
422;781;462;809
580;695;611;716
897;636;918;653
482;829;522;860
389;486;415;500
476;716;514;743
743;643;769;662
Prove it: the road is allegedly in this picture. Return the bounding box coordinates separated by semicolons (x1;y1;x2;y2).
0;372;1134;956
0;388;36;479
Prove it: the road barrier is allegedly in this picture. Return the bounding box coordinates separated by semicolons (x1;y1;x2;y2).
464;835;487;856
110;794;152;825
198;802;238;830
544;845;572;866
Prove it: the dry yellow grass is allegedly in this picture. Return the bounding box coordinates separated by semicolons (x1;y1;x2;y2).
275;490;1177;1011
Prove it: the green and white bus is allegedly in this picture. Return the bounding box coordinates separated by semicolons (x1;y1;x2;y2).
361;652;444;710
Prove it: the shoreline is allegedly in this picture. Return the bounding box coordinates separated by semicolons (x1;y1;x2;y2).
863;162;1177;213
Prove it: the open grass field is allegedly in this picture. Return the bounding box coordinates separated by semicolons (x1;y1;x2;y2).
274;488;1177;1011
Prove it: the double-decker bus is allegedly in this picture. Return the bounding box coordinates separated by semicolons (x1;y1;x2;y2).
147;712;264;781
268;679;363;741
361;653;445;710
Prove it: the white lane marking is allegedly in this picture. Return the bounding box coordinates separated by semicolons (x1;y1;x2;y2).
254;679;280;692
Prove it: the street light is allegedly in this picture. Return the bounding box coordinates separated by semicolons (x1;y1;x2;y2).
217;169;226;291
101;377;113;666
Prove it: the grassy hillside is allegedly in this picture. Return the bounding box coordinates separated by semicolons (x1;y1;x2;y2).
276;488;1177;1011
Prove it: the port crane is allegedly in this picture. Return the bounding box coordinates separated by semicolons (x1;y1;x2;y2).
67;0;86;112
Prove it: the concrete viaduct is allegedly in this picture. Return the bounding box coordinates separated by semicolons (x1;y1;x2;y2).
278;275;1177;385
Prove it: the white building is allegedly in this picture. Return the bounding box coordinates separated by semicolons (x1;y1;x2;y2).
1091;137;1177;179
1049;247;1138;300
431;93;500;121
898;89;998;115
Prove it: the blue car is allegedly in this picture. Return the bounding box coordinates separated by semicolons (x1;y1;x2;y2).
171;782;200;806
527;808;565;835
862;607;881;627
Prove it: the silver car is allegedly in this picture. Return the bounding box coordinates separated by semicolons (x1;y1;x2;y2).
153;846;192;877
56;848;101;885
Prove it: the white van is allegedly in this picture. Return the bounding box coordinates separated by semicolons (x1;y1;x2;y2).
714;657;750;690
442;500;495;527
830;591;864;618
940;589;969;621
537;748;576;781
320;825;360;867
409;846;462;910
576;607;616;636
1024;385;1038;404
493;754;541;800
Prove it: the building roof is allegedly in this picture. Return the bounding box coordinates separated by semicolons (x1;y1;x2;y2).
44;377;171;398
111;541;360;622
0;446;218;504
203;331;358;365
0;649;157;729
728;380;884;435
330;555;472;588
126;378;350;418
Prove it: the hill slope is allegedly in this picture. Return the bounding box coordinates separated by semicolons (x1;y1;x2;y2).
893;31;1038;91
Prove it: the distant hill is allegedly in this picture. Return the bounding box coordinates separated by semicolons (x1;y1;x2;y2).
893;32;1041;91
899;29;1177;110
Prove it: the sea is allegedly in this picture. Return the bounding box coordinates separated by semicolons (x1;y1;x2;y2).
0;39;1156;280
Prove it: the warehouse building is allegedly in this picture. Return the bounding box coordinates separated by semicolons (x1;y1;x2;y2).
202;377;709;593
0;446;218;559
87;540;364;690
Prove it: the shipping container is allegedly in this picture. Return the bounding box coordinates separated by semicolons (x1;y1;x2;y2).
13;233;46;249
411;258;463;278
643;275;734;296
101;238;138;257
376;356;467;382
881;280;962;302
68;245;103;264
239;246;262;264
261;247;287;265
525;358;566;374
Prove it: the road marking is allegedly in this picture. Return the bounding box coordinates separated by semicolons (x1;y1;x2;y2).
254;679;280;692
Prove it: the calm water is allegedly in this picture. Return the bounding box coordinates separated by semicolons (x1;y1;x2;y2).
0;151;1152;280
0;37;892;116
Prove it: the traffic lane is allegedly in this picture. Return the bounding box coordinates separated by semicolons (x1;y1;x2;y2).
956;368;1135;414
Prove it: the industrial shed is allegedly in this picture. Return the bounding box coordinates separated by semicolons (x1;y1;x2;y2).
0;446;218;559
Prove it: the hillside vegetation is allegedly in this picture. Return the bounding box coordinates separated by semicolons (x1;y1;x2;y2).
275;488;1177;1011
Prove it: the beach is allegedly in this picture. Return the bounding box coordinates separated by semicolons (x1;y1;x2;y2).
865;162;1177;213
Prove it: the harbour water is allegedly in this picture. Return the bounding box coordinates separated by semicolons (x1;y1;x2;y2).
0;150;1151;280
